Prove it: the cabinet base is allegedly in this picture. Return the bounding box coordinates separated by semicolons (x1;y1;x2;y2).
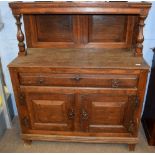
22;133;137;151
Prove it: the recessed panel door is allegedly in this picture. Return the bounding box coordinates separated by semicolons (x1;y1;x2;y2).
25;92;75;131
80;93;138;134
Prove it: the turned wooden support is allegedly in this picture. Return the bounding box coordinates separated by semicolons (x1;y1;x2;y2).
14;14;27;56
135;15;146;57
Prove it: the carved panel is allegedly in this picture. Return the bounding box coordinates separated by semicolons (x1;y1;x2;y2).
26;93;75;131
32;100;66;123
24;14;78;48
89;15;127;42
36;15;73;42
86;15;135;48
80;94;129;133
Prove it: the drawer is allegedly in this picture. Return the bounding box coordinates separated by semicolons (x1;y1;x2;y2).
19;73;138;88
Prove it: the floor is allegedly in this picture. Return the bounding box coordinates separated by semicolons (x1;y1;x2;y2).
0;117;155;153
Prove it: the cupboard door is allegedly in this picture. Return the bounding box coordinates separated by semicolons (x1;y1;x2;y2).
25;92;75;131
79;94;138;134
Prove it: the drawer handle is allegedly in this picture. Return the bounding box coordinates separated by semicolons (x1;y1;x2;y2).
112;79;120;88
37;78;44;84
74;75;81;81
68;108;75;119
81;109;88;120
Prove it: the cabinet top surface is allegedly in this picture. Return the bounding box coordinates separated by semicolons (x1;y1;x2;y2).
9;1;151;15
9;1;151;8
9;48;149;70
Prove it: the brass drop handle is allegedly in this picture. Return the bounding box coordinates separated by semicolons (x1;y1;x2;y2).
37;77;44;84
81;109;88;120
112;79;120;88
68;108;75;119
74;75;81;81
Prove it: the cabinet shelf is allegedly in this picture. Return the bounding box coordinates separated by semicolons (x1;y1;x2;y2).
9;48;149;69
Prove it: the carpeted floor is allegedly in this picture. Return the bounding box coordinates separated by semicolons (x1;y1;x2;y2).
0;117;155;153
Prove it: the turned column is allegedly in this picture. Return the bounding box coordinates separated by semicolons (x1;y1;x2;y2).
14;14;26;56
135;15;146;56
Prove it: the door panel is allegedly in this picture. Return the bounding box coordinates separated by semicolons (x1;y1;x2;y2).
36;15;73;42
80;94;137;133
89;15;128;43
91;100;125;125
25;93;75;131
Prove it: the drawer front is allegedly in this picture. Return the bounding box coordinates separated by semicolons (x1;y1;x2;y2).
19;73;138;88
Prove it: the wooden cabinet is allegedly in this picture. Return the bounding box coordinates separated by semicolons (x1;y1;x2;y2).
8;1;151;151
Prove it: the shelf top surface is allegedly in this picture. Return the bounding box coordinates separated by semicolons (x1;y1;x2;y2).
9;48;149;70
9;1;151;8
9;1;151;15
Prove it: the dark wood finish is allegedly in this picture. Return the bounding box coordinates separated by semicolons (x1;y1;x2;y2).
8;1;151;151
142;48;155;146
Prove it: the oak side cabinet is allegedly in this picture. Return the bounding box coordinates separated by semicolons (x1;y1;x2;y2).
8;1;151;151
